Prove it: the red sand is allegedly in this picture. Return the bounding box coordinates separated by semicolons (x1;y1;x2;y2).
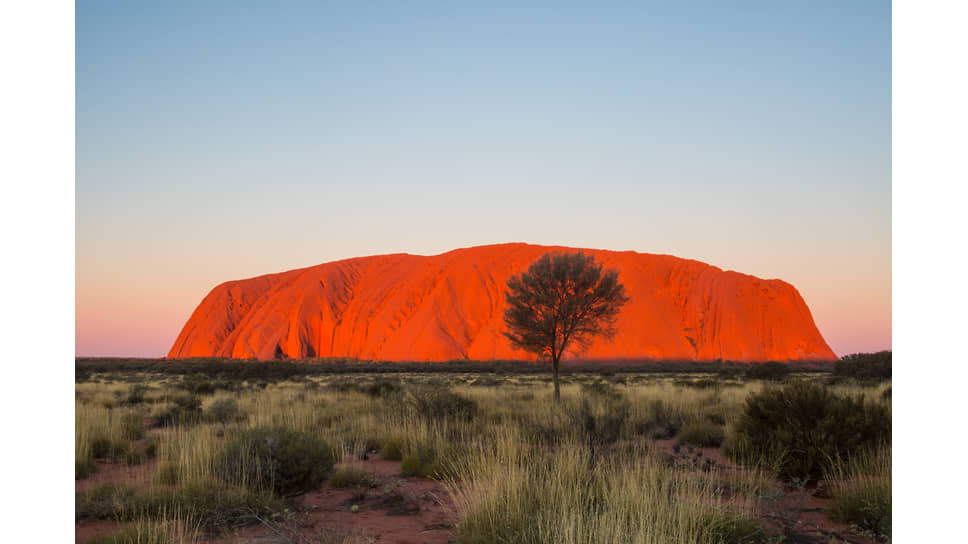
169;243;835;362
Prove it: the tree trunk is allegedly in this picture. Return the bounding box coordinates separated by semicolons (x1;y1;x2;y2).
552;357;560;402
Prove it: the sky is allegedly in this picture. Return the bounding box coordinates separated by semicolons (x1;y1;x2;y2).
75;0;891;358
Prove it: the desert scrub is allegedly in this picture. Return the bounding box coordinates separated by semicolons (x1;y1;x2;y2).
401;445;438;478
76;481;281;530
76;456;97;480
450;443;765;544
826;448;891;541
743;361;791;381
675;421;726;447
726;381;891;482
205;397;242;425
381;434;408;461
405;387;478;422
120;411;146;440
81;515;200;544
329;466;370;488
215;426;335;496
151;392;202;427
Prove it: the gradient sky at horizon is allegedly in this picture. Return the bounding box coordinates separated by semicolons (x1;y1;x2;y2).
76;1;891;358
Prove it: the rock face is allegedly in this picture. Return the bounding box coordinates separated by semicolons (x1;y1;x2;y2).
168;243;836;362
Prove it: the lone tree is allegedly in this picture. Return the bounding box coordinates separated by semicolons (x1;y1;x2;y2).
503;251;630;401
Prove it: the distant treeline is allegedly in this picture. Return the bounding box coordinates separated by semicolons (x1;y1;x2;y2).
833;350;892;379
74;356;862;382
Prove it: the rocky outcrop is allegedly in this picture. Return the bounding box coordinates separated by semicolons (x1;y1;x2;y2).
168;243;836;362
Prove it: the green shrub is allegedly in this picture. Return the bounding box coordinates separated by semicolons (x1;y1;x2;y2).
675;421;725;447
144;438;159;459
828;478;891;541
406;388;477;422
122;448;146;466
569;398;629;448
215;426;335;496
124;384;149;405
400;446;437;478
835;351;891;380
361;378;402;398
120;411;145;440
673;378;722;389
152;393;202;427
381;434;407;461
91;434;133;461
76;456;97;480
744;361;791;381
329;466;370;488
76;481;282;529
580;380;622;399
153;463;180;486
635;399;683;439
206;398;241;425
728;381;891;482
700;510;769;543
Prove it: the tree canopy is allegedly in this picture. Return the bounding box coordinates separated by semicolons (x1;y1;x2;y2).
503;251;630;400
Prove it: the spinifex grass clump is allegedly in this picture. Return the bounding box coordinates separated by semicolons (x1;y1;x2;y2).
726;381;890;482
450;438;767;544
152;392;202;427
401;445;438;478
405;387;478;422
205;397;242;426
826;448;892;542
329;466;371;488
75;481;281;530
675;421;726;448
215;426;335;496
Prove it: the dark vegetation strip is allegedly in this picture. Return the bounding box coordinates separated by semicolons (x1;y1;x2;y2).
77;357;838;380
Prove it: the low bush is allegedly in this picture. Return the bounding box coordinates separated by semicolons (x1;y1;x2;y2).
828;478;891;541
569;398;629;449
835;351;891;380
744;361;791;381
329;466;370;488
580;380;622;399
675;421;726;447
635;399;683;439
406;388;477;422
153;463;180;486
144;438;159;459
91;434;136;462
124;384;149;405
400;446;437;478
76;481;282;530
360;378;402;398
727;381;891;482
381;434;407;461
76;456;97;480
215;426;335;496
206;398;241;425
152;393;202;427
120;411;145;440
700;510;769;543
673;378;722;389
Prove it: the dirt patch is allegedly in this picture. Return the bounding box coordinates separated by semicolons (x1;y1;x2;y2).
215;453;457;544
75;520;125;543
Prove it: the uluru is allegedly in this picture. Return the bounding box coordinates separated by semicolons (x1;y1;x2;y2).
168;243;836;362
